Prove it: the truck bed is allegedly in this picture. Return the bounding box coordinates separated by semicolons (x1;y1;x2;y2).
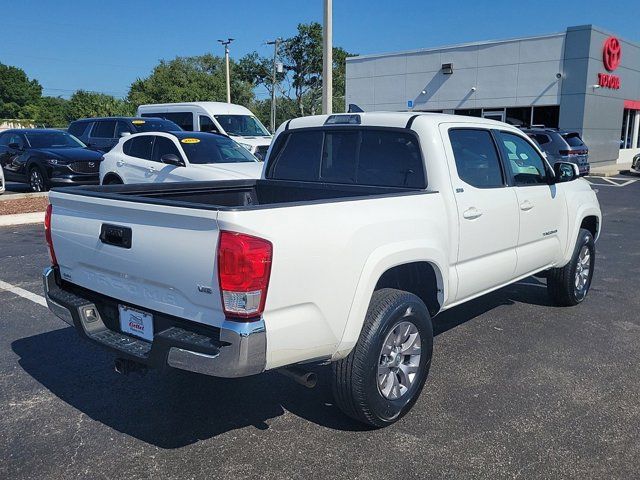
54;179;425;211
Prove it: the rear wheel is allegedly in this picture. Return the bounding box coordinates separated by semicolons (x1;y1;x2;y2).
332;288;433;428
28;166;48;192
547;228;595;306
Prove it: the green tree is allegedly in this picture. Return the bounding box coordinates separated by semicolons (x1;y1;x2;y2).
0;63;42;118
128;54;254;107
282;22;323;116
24;96;70;127
67;90;133;120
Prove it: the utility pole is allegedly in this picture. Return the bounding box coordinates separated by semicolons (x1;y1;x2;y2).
266;38;282;132
322;0;333;115
217;38;234;103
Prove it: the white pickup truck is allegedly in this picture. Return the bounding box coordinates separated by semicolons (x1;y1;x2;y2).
43;112;601;427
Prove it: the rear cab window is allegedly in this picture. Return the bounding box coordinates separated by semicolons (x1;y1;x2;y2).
268;128;426;189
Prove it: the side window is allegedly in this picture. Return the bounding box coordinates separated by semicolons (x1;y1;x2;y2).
123;136;154;160
68;121;89;138
199;116;219;133
497;132;548;185
115;121;132;137
448;129;504;188
530;133;550;146
91;120;116;139
154;112;193;131
152;136;181;163
7;134;25;148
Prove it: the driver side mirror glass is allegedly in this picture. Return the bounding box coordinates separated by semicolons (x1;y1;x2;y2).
160;153;185;167
553;161;578;183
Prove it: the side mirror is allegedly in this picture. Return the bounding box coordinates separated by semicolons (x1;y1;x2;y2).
553;161;579;183
120;132;132;138
8;142;22;150
160;154;185;167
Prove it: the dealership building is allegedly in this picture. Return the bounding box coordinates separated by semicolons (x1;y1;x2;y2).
345;25;640;166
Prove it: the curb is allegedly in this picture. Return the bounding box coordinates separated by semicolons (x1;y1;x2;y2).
0;212;45;227
0;192;48;202
588;169;630;178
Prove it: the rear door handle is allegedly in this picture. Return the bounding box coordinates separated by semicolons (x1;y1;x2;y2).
520;200;534;211
463;207;483;220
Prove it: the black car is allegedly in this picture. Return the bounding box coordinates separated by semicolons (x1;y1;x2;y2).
68;117;182;152
0;129;103;192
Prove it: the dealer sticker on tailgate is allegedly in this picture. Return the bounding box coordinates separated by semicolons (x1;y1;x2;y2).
119;305;154;342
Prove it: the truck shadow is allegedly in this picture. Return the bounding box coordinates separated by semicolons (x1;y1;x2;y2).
11;278;550;448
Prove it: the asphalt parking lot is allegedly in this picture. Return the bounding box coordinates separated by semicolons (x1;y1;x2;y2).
1;177;639;480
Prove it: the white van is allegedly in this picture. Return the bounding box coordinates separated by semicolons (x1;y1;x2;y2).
136;102;272;160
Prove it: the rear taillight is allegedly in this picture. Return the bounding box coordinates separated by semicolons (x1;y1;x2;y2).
44;204;57;266
560;149;588;156
217;231;272;320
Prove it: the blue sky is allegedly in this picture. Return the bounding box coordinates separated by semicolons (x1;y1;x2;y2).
3;0;638;100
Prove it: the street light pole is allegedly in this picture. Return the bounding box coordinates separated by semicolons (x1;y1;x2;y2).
217;38;234;103
266;38;281;132
322;0;333;115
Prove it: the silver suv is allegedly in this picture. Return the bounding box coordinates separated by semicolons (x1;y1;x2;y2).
521;127;590;176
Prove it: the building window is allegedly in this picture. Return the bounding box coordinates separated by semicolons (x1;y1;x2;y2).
455;109;482;117
506;107;532;127
532;106;559;128
620;109;639;150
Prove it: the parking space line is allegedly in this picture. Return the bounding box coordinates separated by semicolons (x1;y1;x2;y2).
0;279;47;307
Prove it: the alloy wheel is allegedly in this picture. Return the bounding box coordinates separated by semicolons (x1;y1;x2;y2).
377;320;422;400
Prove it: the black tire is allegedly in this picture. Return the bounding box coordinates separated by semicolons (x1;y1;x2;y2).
547;228;595;306
332;288;433;428
28;166;48;192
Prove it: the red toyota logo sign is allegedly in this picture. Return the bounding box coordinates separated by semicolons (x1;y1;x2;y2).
603;36;621;71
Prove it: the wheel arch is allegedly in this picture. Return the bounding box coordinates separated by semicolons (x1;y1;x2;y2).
102;172;124;185
334;243;448;360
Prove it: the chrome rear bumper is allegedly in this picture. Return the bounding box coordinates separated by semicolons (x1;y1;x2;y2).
43;267;266;378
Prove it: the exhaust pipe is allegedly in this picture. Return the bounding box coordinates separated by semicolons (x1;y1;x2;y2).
114;358;147;376
278;366;317;388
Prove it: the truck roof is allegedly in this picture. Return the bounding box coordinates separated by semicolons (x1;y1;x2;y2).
137;102;254;116
283;111;513;131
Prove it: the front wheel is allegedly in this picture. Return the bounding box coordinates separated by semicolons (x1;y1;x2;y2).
547;228;595;306
28;167;48;192
332;288;433;428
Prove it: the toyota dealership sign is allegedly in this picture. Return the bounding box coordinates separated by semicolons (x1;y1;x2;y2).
598;36;621;89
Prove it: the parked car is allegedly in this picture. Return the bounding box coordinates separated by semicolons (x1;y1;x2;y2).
521;127;590;176
136;102;272;160
0;129;103;192
0;162;5;195
99;131;263;185
631;152;640;174
43;112;601;428
68;117;182;153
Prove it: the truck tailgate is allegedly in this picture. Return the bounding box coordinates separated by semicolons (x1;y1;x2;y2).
48;191;224;327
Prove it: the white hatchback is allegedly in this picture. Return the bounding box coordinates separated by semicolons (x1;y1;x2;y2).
100;131;263;185
0;163;5;195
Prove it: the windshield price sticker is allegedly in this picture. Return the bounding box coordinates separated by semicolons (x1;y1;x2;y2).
181;138;200;144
